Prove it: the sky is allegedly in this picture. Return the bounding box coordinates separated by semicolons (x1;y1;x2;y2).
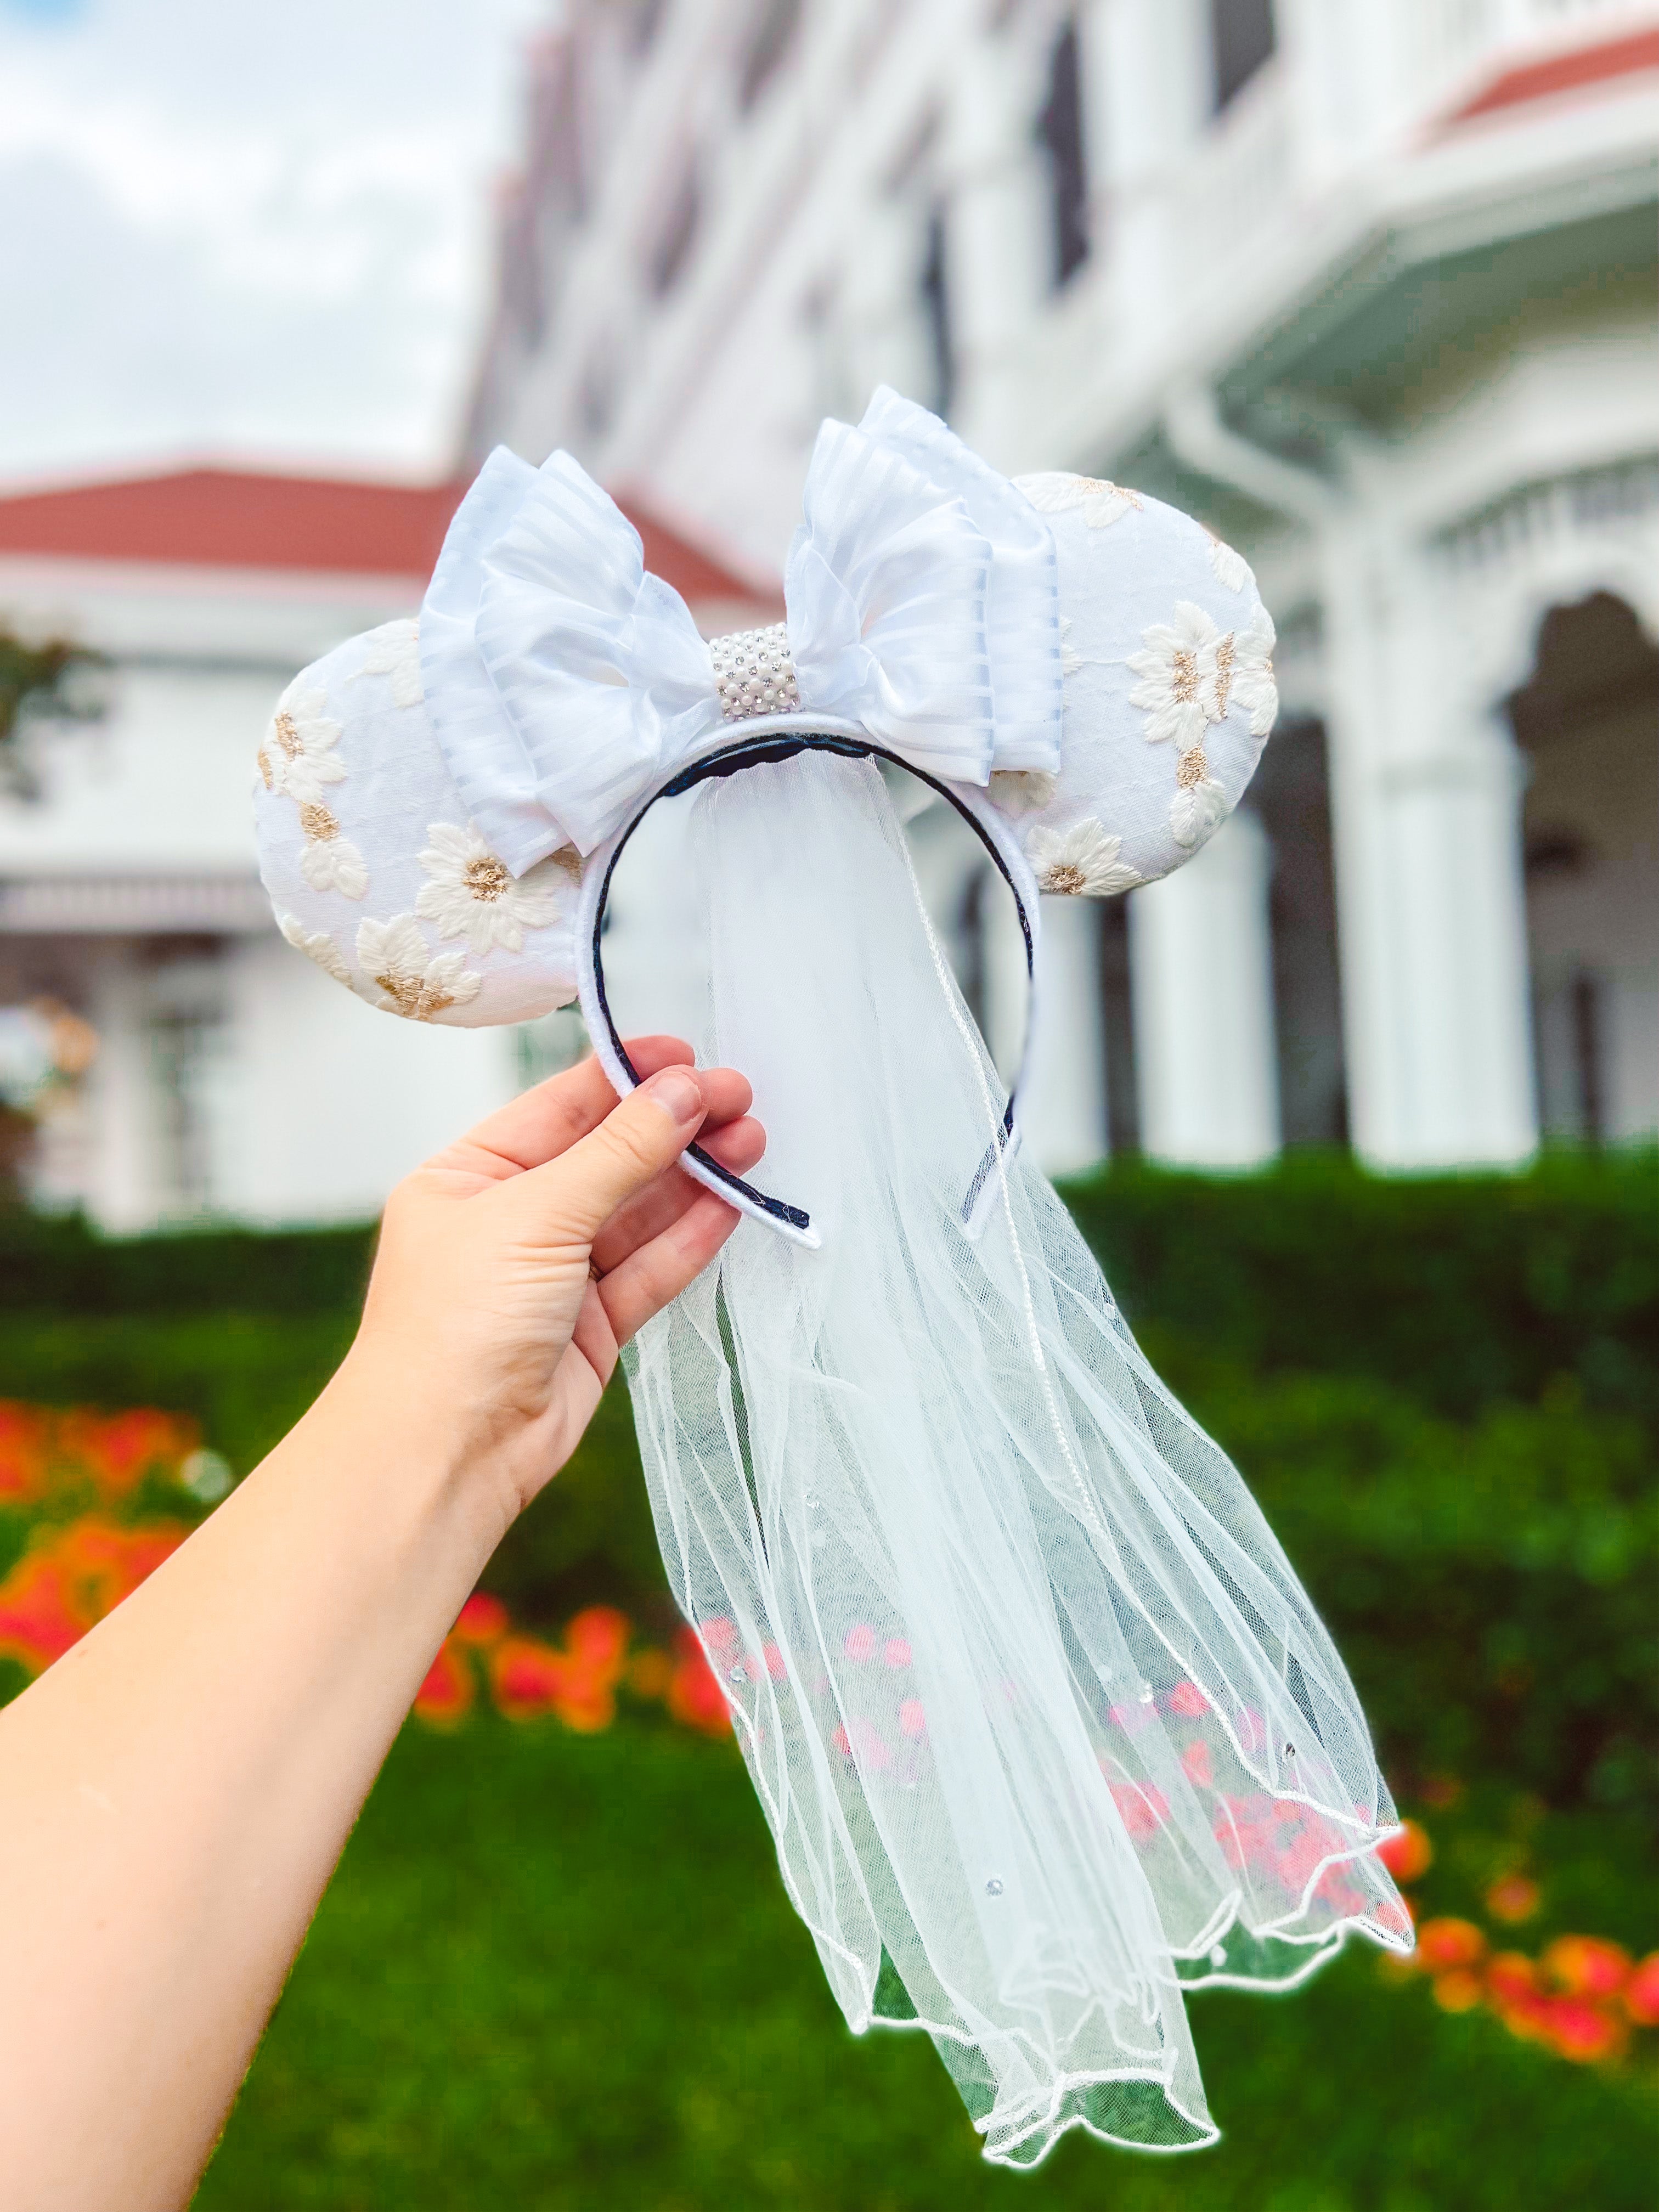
0;0;549;486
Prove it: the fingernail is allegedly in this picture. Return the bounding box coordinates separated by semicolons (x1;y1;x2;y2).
640;1067;704;1125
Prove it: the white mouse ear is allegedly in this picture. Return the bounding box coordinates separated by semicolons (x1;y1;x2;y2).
252;617;580;1028
994;475;1278;895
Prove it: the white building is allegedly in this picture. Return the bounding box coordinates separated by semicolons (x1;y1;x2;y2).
0;464;772;1226
467;0;1659;1171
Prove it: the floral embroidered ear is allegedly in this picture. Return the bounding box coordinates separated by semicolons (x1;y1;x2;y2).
1001;473;1277;893
253;627;580;1029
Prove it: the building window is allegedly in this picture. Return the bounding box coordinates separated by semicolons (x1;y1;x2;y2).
148;1001;223;1218
919;203;954;420
738;0;802;112
1209;0;1276;116
648;164;700;296
1037;18;1090;289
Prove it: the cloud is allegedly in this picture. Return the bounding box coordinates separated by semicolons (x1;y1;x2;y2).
0;0;547;480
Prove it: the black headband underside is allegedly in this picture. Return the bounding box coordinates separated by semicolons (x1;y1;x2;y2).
590;730;1035;1238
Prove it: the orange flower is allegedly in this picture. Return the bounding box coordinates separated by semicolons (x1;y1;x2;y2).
1486;1952;1550;2040
1485;1873;1541;1925
665;1627;730;1737
0;1517;186;1673
1542;1936;1630;2002
452;1592;510;1646
0;1403;50;1503
58;1408;197;1497
414;1638;475;1725
1621;1953;1659;2027
1376;1818;1433;1883
566;1605;630;1684
1432;1969;1485;2013
1415;1918;1486;1973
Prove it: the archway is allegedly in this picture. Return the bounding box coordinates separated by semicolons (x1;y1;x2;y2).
1508;591;1658;1142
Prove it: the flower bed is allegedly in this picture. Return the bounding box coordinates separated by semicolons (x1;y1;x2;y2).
0;1395;728;1746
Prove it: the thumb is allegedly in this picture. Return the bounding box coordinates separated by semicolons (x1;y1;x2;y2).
516;1065;709;1245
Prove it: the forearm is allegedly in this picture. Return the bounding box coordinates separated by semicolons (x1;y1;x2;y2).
0;1347;510;2212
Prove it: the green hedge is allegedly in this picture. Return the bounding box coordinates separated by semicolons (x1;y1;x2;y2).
7;1149;1654;1417
1065;1148;1659;1430
3;1151;1654;1818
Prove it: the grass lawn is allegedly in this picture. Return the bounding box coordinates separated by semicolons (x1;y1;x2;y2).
198;1719;1656;2212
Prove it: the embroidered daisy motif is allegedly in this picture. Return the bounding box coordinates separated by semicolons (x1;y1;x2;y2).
266;684;346;806
415;821;562;954
1169;753;1228;850
1018;472;1143;529
352;617;424;709
296;802;369;900
356;915;482;1022
1206;606;1277;736
276;911;352;989
548;843;584;882
1206;532;1251;592
988;769;1057;816
1026;819;1142;897
1126;602;1217;753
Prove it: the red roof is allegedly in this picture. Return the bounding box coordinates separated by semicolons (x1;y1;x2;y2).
0;462;769;606
1448;25;1659;124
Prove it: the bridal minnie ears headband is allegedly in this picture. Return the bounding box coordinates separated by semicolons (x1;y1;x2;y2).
253;399;1418;2172
255;385;1278;1223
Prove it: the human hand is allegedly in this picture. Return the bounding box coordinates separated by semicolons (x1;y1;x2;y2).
346;1036;761;1525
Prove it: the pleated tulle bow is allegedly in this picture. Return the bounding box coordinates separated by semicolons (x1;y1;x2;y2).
419;388;1064;874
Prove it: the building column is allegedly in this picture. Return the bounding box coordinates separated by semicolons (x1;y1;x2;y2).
841;197;935;414
987;889;1108;1177
943;35;1050;455
1321;518;1537;1166
84;944;162;1233
1128;809;1280;1167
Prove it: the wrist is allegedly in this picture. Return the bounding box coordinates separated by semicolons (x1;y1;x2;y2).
320;1337;524;1558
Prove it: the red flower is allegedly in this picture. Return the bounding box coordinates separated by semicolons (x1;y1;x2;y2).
1110;1781;1169;1843
1542;1936;1630;2002
0;1552;93;1669
898;1696;926;1739
490;1636;572;1720
1375;1818;1433;1883
843;1623;877;1662
452;1592;510;1645
1621;1953;1659;2027
1169;1679;1208;1718
666;1627;730;1736
414;1638;475;1725
1180;1740;1212;1789
1540;1996;1627;2065
761;1641;788;1681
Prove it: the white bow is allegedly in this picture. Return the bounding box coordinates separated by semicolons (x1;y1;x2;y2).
420;388;1064;874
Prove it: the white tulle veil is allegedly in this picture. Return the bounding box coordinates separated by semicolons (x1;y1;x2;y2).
620;748;1411;2167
